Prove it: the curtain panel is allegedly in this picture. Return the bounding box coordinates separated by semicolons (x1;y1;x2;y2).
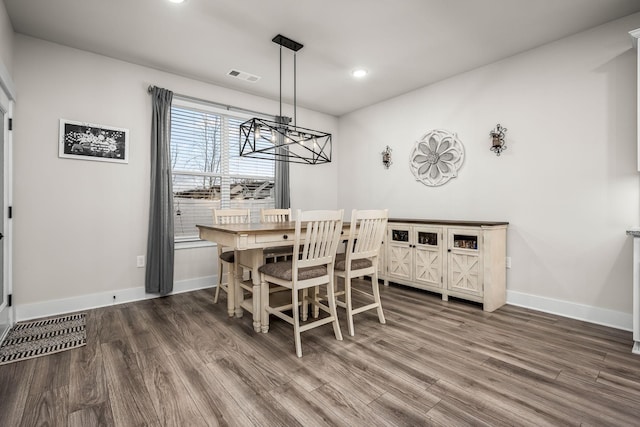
145;86;174;295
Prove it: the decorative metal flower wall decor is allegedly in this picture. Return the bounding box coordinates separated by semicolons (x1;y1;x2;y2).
409;129;465;187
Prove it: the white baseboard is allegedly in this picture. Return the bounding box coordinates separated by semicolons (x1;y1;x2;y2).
507;290;632;332
15;276;217;322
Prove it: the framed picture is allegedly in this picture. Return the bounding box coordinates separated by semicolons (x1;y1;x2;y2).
59;119;129;164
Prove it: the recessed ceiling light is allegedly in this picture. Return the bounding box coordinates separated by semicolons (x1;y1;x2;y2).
168;0;185;3
352;69;368;78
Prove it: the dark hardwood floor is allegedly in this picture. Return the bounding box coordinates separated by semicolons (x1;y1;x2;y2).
2;280;640;426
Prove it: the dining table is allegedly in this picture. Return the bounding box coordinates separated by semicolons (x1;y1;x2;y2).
197;221;349;333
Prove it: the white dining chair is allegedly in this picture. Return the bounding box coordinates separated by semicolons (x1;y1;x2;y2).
212;208;250;316
260;208;292;224
334;209;388;336
233;208;294;321
260;208;293;263
258;209;344;357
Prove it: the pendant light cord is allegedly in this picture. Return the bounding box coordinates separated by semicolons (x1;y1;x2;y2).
277;44;297;128
294;52;297;129
279;45;282;118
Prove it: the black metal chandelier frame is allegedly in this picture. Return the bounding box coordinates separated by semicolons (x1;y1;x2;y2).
239;117;331;164
239;34;332;165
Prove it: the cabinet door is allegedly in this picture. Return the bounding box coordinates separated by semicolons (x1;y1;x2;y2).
447;228;483;297
414;226;443;289
387;225;412;281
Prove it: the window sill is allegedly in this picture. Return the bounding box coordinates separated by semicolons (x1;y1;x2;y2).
175;239;216;250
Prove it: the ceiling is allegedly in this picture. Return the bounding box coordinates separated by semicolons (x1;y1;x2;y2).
4;0;640;117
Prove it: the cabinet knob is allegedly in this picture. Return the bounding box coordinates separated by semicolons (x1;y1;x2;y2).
448;249;451;252
283;234;288;240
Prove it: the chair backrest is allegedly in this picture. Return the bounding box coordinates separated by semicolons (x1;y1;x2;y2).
260;208;292;223
212;208;251;225
345;209;389;264
293;209;344;275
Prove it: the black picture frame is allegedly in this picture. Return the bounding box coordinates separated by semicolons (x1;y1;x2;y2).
59;119;129;164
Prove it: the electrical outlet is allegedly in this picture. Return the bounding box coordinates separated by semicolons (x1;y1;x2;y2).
136;255;145;268
506;256;512;269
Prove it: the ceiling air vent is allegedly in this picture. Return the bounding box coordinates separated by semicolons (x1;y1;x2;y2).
227;69;261;83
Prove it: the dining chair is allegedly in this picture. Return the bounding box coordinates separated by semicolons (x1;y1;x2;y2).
334;209;388;336
212;208;251;316
258;209;344;357
260;208;292;223
261;208;293;262
234;207;293;321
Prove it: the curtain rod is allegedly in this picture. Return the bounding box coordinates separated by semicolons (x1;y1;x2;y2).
147;85;275;120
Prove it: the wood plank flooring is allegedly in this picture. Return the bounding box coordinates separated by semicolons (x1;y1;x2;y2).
2;280;640;426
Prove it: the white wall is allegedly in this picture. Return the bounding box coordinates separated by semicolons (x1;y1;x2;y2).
339;13;640;327
11;35;338;314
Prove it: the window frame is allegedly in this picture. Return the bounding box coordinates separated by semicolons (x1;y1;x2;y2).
170;97;276;245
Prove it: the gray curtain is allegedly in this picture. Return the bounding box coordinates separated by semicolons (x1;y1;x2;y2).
145;86;174;295
274;115;290;209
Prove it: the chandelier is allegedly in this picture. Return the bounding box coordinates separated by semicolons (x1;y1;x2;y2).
239;34;332;165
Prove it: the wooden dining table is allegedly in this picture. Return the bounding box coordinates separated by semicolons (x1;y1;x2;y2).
197;221;348;333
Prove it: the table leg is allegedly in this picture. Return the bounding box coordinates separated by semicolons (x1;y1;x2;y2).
226;255;236;318
250;250;262;333
234;251;244;318
234;249;263;332
252;282;261;332
261;274;269;333
235;274;244;319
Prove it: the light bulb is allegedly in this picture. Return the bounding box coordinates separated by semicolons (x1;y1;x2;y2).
352;68;368;78
254;127;261;140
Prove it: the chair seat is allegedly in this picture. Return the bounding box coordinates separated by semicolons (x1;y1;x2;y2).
263;246;294;257
259;260;327;281
334;253;373;271
219;251;235;263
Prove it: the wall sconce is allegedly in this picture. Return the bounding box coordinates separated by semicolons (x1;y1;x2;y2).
381;145;392;168
490;124;507;156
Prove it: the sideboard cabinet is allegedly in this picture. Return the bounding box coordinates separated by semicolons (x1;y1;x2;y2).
382;219;508;312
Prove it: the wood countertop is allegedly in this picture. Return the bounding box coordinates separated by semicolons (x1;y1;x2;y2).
388;218;509;227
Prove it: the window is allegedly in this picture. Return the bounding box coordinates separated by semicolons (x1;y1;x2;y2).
170;99;275;241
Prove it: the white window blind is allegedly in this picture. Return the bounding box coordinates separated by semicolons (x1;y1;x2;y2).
171;99;275;241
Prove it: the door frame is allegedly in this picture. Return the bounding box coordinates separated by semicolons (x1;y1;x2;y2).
0;59;15;342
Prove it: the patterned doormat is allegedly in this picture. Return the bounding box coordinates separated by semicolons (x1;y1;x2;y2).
0;313;86;365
